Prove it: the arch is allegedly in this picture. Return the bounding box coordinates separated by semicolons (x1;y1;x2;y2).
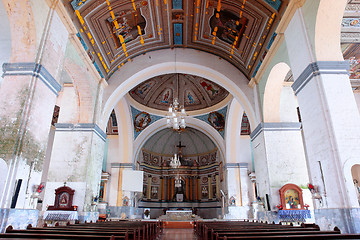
3;0;36;62
63;58;95;123
351;164;360;206
343;159;360;207
133;117;225;166
113;98;133;164
263;62;291;122
226;98;252;166
101;48;257;132
314;0;347;61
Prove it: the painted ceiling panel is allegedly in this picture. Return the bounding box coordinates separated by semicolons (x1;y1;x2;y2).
63;0;289;80
129;73;229;111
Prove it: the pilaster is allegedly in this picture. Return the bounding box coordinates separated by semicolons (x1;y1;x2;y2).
291;61;360;210
250;122;309;210
43;123;106;218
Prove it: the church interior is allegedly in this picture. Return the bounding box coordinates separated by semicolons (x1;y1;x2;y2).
1;0;360;236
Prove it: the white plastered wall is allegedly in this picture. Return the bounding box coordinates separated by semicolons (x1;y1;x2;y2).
0;0;11;86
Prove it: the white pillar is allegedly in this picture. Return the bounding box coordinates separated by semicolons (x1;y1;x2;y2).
285;6;360;233
251;123;309;211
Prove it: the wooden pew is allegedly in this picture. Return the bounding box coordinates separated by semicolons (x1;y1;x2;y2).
0;220;163;240
194;220;360;240
0;232;119;239
221;234;360;239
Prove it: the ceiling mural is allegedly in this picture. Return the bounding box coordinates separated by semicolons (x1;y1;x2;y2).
63;0;289;80
129;73;229;111
195;105;227;138
343;43;360;80
131;106;162;139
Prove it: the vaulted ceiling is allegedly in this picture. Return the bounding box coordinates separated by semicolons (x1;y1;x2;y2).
129;73;229;111
64;0;289;80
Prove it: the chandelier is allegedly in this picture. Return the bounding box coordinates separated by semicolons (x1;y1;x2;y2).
175;177;182;188
170;154;181;169
167;98;186;130
170;154;182;188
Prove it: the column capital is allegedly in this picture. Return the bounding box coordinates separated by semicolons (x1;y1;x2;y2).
250;122;302;141
2;62;61;95
292;61;350;95
225;163;248;169
55;123;107;141
110;163;134;169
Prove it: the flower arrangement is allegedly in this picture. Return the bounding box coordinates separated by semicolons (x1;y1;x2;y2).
308;183;315;193
304;204;309;210
276;204;283;210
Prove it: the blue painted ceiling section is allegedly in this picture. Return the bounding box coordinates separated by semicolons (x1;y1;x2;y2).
172;0;183;9
264;0;282;11
194;106;228;139
131;106;162;140
173;23;183;45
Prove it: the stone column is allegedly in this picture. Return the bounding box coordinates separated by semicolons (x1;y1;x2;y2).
208;176;212;200
284;5;360;233
185;177;189;201
167;177;171;201
164;176;168;201
160;177;163;201
250;123;309;210
170;177;174;201
194;177;198;201
0;0;67;229
197;177;201;201
147;176;152;200
216;174;220;200
190;177;193;201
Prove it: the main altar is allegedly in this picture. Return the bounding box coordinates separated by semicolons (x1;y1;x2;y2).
165;210;193;221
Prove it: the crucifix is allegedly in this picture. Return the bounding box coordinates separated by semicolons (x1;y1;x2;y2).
176;141;186;158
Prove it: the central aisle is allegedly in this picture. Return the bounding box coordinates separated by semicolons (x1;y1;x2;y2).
158;228;199;240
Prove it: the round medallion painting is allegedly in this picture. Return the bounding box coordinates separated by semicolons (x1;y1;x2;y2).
134;112;151;132
208;111;225;131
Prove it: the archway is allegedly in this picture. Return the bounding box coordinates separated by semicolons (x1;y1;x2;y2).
351;164;360;206
263;62;292;122
136;126;224;219
101;48;257;132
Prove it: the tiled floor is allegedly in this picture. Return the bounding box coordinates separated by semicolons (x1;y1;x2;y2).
158;228;199;240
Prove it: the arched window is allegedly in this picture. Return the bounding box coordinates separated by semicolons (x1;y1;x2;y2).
106;110;118;135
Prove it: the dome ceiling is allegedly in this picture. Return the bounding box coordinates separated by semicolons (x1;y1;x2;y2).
63;0;289;80
129;73;229;111
142;127;216;156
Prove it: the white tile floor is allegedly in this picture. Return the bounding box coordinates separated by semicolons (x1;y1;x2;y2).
158;228;199;240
